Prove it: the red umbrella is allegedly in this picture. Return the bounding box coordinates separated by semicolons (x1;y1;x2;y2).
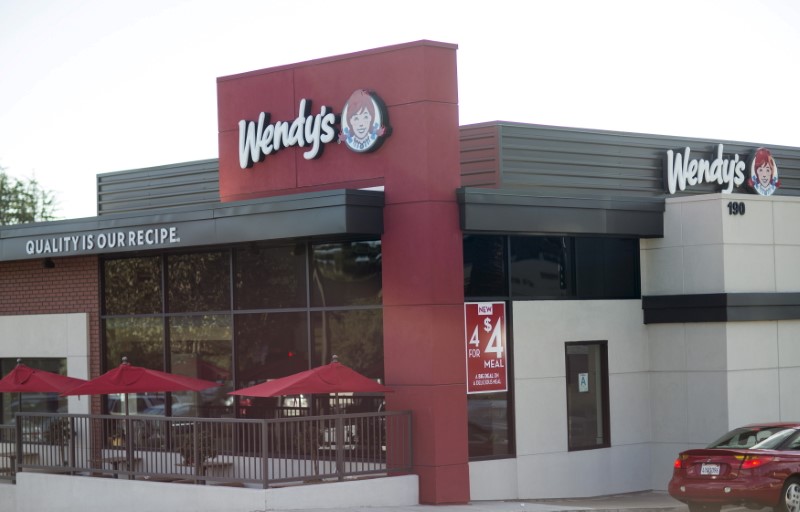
229;355;391;398
0;360;87;394
61;357;220;415
0;360;88;415
230;356;389;477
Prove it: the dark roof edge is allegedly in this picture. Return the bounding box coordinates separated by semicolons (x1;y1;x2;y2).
0;189;384;262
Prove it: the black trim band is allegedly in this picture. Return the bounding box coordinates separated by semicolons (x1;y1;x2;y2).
457;188;664;238
642;293;800;324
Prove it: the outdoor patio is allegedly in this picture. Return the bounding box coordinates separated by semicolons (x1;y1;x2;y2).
0;409;412;487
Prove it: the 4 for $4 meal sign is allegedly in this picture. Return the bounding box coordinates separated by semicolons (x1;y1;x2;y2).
465;302;508;394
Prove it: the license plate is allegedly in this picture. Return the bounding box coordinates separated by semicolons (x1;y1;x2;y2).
700;463;721;475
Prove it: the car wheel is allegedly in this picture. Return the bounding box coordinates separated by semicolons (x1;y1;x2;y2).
688;504;721;512
778;477;800;512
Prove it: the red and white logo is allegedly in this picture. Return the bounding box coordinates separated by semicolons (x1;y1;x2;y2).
338;89;390;153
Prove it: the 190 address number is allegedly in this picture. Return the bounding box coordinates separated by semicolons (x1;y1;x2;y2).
727;201;746;216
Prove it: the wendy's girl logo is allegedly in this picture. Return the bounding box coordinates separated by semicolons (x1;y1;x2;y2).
747;147;780;196
237;90;391;169
338;89;390;153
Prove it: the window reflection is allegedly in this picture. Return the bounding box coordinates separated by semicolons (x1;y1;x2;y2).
467;392;511;458
311;241;382;307
235;313;308;384
312;309;384;417
311;310;383;380
169;315;232;418
464;235;507;297
467;235;640;300
100;239;383;420
510;237;572;298
234;243;306;310
104;317;164;370
167;252;230;312
103;257;162;315
103;318;166;417
234;312;309;419
574;238;639;299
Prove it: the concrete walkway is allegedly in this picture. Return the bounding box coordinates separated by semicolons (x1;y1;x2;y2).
303;491;687;512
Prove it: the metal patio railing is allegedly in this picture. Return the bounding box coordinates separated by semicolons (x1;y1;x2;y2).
0;410;412;487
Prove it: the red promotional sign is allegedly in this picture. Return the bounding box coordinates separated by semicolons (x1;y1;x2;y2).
464;302;508;394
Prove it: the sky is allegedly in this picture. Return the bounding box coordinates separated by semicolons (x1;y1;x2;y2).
1;0;798;220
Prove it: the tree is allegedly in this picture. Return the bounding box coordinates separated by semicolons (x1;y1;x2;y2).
0;167;57;225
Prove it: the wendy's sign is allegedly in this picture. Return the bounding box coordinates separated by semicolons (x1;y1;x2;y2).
237;89;391;169
217;41;458;204
664;144;780;196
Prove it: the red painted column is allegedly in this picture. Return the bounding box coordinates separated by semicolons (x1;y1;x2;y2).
380;45;469;504
216;40;468;503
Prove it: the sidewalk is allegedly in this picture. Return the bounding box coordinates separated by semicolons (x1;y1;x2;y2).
305;491;687;512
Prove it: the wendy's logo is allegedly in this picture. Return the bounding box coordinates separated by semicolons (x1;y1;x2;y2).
748;147;780;196
237;90;391;169
339;90;391;153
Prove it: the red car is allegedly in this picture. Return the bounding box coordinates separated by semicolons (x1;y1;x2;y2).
669;423;800;512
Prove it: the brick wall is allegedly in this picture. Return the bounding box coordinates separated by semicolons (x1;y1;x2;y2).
0;256;101;406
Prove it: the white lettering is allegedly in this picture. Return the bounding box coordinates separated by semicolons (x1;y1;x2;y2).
23;227;183;257
665;144;747;195
239;118;260;169
239;99;337;168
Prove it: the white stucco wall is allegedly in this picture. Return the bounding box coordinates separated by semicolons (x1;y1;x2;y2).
470;299;651;500
8;472;418;512
641;194;800;295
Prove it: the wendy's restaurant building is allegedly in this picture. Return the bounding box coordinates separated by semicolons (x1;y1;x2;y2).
1;40;800;509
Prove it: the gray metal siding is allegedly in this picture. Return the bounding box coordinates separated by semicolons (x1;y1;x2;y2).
96;159;220;215
460;122;800;198
459;124;500;188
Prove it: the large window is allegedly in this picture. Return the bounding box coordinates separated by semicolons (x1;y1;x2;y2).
101;240;382;419
464;234;640;300
565;341;609;451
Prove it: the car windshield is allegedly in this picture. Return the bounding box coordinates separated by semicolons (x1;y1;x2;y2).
708;426;797;449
